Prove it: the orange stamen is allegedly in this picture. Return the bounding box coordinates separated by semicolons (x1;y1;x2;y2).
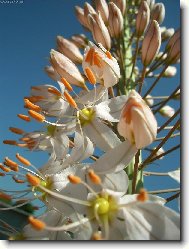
0;192;12;201
16;153;31;166
9;127;24;135
85;48;95;65
85;67;96;85
25;96;44;103
68;174;81;184
48;87;61;97
61;77;73;92
28;216;46;231
0;164;11;172
91;232;103;240
12;176;25;184
3;140;17;145
88;170;101;184
4;157;18;169
106;51;113;60
28;110;45;122
0;172;5;176
26;173;40;187
19;137;31;142
17;114;31;122
17;143;28;148
64;91;78;109
24;99;41;112
93;52;102;67
137;188;148;202
31;86;41;91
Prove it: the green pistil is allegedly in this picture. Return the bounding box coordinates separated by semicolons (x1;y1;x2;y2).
47;125;56;136
79;108;95;126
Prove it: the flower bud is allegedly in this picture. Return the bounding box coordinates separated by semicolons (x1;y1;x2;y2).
56;36;83;64
50;49;85;88
142;20;161;66
136;1;150;37
151;3;165;25
108;2;123;38
145;94;154;106
166;37;180;64
75;6;89;29
145;0;155;10
117;90;157;149
161;28;175;41
112;0;126;15
71;34;88;49
163;66;177;77
88;12;111;50
166;29;180;52
44;66;60;81
159;105;175;118
84;2;97;27
95;0;109;24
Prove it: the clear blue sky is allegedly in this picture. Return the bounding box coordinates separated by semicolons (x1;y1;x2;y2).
0;0;180;212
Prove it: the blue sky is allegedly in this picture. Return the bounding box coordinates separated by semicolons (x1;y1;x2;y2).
0;0;180;213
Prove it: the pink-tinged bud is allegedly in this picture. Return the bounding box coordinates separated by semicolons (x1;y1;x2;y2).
118;90;157;149
173;89;180;100
111;0;126;15
84;2;97;27
56;36;83;64
159;105;175;118
152;147;165;160
95;0;109;24
163;66;177;77
71;34;88;49
145;95;154;106
44;66;60;81
108;2;123;38
151;3;165;25
166;37;180;64
161;28;175;41
75;6;89;29
145;0;155;10
136;1;150;37
88;12;111;50
50;49;85;88
142;20;161;66
166;29;180;52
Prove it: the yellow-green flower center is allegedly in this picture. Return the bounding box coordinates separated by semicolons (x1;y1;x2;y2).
79;108;95;126
94;197;110;215
47;125;56;136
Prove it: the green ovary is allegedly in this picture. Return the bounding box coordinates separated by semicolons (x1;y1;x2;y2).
47;125;56;136
79;108;95;126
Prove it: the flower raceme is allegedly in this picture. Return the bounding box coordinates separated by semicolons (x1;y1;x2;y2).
117;90;157;149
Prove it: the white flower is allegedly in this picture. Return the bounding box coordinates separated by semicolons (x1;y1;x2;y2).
117;90;157;149
82;42;120;88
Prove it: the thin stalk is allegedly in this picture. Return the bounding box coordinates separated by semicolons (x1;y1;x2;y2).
148;188;180;194
132;150;140;194
158;108;180;133
143;171;169;176
166;192;180;203
155;132;180;141
138;67;146;94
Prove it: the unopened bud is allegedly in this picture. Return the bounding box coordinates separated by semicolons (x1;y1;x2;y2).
142;20;161;66
71;34;88;49
112;0;126;15
56;36;83;64
136;1;150;37
108;2;123;38
166;29;180;52
166;37;180;64
95;0;109;24
50;49;85;88
84;2;96;27
163;66;177;77
44;66;60;81
145;95;154;106
159;105;175;118
75;6;89;29
88;13;111;50
161;28;175;41
151;3;165;25
145;0;155;10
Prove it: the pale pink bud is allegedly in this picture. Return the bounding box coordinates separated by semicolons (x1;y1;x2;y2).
44;66;60;81
151;3;165;25
145;95;154;106
71;34;88;49
166;37;180;64
136;1;150;37
56;36;83;64
163;66;177;77
145;0;155;10
159;105;175;118
161;28;175;41
75;6;89;29
142;20;161;66
166;29;180;52
84;2;97;27
118;90;157;149
95;0;109;24
88;12;111;50
50;49;85;88
111;0;126;15
108;2;123;38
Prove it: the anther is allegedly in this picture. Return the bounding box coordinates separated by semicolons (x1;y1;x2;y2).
106;51;113;60
68;174;81;184
3;140;17;145
88;170;101;184
91;232;103;240
28;110;45;122
16;153;31;166
4;157;18;170
12;176;25;184
0;173;5;176
24;99;41;112
0;192;12;201
48;87;61;97
28;216;46;231
0;164;11;172
64;91;78;109
25;96;44;103
26;173;41;187
31;86;41;91
9;127;24;135
61;77;73;92
17;114;31;122
85;67;96;85
137;188;148;202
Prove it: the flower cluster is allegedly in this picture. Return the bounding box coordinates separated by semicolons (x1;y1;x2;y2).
0;0;180;241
